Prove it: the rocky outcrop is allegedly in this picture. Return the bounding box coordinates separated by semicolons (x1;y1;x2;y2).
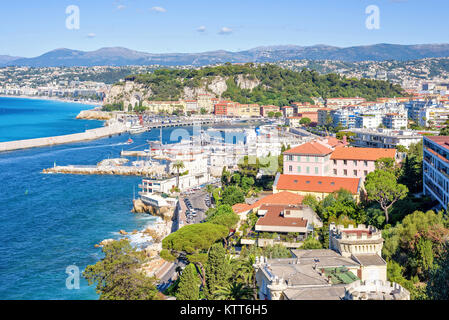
236;74;260;90
94;238;115;248
76;110;112;120
131;199;174;222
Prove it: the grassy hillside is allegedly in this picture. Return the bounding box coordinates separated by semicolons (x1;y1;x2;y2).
124;63;405;106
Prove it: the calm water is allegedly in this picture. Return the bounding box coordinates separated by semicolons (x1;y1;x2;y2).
0;97;103;142
0;97;185;300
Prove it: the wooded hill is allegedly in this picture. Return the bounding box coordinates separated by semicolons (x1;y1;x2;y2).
123;63;405;106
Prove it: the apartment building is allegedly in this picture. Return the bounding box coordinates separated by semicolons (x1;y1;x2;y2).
382;113;408;130
418;106;449;128
348;128;423;149
423;136;449;208
326;97;366;107
260;105;280;117
355;113;382;129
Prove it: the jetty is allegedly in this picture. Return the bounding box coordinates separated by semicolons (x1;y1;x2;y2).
42;164;156;176
0;123;127;153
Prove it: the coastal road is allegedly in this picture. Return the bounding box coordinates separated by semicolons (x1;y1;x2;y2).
186;189;210;224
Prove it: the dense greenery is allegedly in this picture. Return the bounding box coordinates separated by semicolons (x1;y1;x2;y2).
83;239;160;300
125;63;404;106
176;263;200;300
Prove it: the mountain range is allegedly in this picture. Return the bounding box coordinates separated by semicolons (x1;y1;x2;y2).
3;44;449;67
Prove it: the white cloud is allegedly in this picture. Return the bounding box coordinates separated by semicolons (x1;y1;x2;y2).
197;26;206;33
151;6;166;13
117;5;126;10
218;27;233;35
87;33;96;38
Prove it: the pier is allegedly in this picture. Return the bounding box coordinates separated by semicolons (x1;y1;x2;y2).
42;164;156;176
0;123;127;153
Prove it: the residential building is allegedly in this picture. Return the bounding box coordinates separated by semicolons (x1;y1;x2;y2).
273;173;361;201
326;97;366;108
261;105;280;117
382;113;408;130
253;223;407;300
423;136;449;208
348;128;423;149
418;106;449;128
355;113;382;129
283;139;396;182
330;147;397;182
317;108;333;126
282;106;295;118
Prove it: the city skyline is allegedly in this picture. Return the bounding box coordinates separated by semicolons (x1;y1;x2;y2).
1;0;449;57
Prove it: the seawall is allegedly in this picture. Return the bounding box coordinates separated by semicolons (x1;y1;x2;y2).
0;123;127;152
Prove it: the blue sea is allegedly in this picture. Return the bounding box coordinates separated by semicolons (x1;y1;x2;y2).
0;97;188;300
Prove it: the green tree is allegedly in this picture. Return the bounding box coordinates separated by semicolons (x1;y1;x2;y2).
213;283;254;300
83;239;160;300
364;170;408;224
206;204;240;230
176;263;200;300
299;117;312;126
173;160;185;188
205;243;232;298
301;236;323;249
427;245;449;300
221;186;245;206
162;223;229;286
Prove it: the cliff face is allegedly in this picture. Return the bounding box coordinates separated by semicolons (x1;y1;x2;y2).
104;75;261;107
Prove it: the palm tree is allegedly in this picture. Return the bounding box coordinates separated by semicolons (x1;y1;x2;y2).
213;283;255;300
172;160;185;188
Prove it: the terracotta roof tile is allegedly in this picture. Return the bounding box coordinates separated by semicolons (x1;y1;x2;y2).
232;192;304;214
276;174;360;194
330;147;396;161
284;141;333;156
256;205;308;228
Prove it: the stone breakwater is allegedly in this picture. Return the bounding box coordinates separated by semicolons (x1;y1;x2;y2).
0;123;127;152
42;164;156;176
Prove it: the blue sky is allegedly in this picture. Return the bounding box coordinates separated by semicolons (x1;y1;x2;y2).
1;0;448;57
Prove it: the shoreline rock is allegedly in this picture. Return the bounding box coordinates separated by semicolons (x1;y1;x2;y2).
76;110;112;120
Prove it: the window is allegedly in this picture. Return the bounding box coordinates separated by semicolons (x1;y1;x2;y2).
333;169;337;175
364;160;368;166
315;167;319;174
297;166;301;173
315;157;319;162
288;155;293;161
306;167;310;174
297;156;301;162
353;160;357;166
344;169;348;176
364;170;368;176
354;170;357;176
306;156;310;162
289;165;293;172
344;160;347;165
333;160;337;165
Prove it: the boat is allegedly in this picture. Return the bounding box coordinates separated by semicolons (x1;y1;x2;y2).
126;138;134;144
129;125;147;135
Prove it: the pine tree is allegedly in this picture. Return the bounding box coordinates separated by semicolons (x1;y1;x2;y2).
205;243;232;298
176;263;200;300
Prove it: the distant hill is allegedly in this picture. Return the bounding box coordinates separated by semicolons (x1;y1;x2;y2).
3;44;449;67
0;55;22;65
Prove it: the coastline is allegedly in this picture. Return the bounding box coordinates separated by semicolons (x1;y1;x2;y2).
0;94;103;107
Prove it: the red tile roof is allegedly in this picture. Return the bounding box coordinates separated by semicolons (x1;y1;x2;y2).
284;141;333;156
256;204;308;228
232;191;304;214
330;147;396;161
276;174;360;195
